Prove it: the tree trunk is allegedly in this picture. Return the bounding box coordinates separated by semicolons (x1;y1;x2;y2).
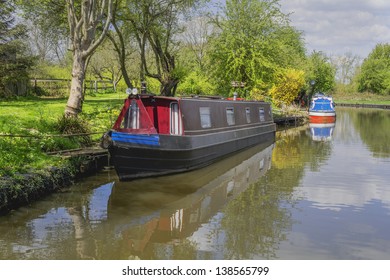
160;78;179;96
107;22;133;89
65;51;87;117
64;0;113;118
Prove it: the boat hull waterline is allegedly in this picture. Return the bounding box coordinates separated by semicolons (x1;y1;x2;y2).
104;94;276;181
110;125;276;180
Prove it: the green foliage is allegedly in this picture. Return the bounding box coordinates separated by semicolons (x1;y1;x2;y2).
357;43;390;95
176;71;216;95
305;51;336;93
15;0;68;37
33;62;72;79
0;0;35;97
126;0;198;96
55;115;93;147
269;69;305;107
208;0;306;97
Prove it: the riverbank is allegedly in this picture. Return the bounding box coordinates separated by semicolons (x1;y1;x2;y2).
0;117;300;215
1;91;387;215
333;92;390;110
332;91;390;105
0;149;110;214
0;161;77;214
0;92;124;214
337;103;390;109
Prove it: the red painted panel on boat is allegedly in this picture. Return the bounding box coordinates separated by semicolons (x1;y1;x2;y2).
156;99;171;134
113;97;157;134
309;115;336;123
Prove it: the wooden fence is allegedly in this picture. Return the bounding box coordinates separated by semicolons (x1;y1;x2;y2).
30;78;115;96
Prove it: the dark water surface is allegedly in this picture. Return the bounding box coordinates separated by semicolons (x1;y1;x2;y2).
1;107;390;260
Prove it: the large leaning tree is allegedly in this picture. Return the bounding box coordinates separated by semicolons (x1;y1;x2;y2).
15;0;114;117
65;0;113;117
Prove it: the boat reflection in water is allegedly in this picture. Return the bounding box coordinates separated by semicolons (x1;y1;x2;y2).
107;141;274;258
309;122;335;142
0;140;274;260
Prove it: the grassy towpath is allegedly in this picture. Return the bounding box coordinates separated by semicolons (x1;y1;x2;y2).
0;92;127;177
332;92;390;105
1;91;128;213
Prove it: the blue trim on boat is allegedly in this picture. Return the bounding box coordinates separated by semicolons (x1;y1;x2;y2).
111;132;160;146
310;98;335;112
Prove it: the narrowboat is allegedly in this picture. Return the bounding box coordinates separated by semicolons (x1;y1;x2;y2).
101;90;276;181
309;93;336;123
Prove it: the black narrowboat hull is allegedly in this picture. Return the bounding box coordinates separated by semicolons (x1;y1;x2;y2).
109;123;276;180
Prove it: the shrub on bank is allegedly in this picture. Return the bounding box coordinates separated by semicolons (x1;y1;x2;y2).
0;160;79;215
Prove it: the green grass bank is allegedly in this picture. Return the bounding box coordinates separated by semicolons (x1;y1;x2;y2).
0;92;126;214
332;91;390;105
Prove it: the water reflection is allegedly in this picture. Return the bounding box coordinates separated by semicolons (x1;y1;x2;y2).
284;108;390;259
2;107;390;260
351;108;390;158
301;108;390;212
104;141;276;259
0;141;276;260
309;122;335;142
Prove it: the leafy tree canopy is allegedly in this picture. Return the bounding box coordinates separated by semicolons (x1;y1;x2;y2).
358;43;390;95
305;51;335;94
208;0;306;97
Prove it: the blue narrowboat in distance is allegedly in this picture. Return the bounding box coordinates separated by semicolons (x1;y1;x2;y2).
309;93;336;123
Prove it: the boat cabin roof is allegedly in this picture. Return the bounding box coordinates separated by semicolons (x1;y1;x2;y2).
113;94;272;136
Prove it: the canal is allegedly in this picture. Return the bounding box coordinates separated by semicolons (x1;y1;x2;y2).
1;107;390;260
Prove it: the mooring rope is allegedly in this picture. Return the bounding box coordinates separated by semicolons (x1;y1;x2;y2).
0;132;104;139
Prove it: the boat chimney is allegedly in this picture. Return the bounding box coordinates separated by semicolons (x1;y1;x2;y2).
233;92;238;101
141;81;147;94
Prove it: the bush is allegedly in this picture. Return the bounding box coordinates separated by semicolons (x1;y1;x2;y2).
177;71;216;95
269;69;305;107
55;116;93;147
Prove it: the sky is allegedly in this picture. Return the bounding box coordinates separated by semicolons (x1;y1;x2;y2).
279;0;390;58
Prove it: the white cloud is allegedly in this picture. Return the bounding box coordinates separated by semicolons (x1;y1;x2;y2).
280;0;390;57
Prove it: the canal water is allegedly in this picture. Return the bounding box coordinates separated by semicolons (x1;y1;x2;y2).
1;107;390;260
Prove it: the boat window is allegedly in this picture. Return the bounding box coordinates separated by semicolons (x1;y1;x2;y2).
122;100;139;129
246;107;251;123
226;107;235;125
259;107;265;122
199;107;211;128
170;102;182;135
